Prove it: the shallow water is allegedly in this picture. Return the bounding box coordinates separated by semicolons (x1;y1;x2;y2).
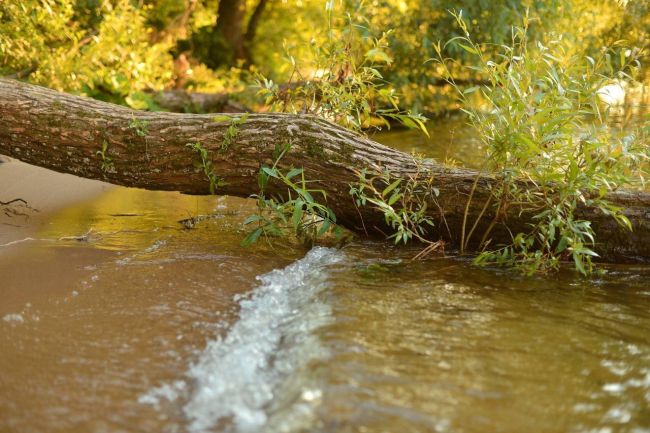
1;116;650;433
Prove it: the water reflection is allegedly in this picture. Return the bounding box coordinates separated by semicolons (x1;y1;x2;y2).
374;115;484;168
314;244;650;433
2;186;650;433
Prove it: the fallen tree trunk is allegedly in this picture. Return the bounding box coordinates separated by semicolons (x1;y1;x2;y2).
1;78;649;263
152;90;249;113
152;78;487;114
151;81;313;113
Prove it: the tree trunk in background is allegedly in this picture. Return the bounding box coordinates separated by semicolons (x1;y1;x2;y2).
215;0;247;65
242;0;269;64
152;82;305;113
214;0;269;67
1;79;650;263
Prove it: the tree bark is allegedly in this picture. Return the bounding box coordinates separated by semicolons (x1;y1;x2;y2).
1;78;649;263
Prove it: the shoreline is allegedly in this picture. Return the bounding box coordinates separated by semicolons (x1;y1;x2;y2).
0;157;112;247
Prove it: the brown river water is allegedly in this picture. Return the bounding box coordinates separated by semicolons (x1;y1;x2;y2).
1;118;649;433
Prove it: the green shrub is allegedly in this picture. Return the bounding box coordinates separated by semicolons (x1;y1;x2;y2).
0;0;173;107
433;11;647;274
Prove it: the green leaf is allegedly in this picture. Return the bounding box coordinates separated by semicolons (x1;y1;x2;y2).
388;192;402;206
262;166;279;178
382;179;401;197
318;218;331;236
555;236;568;253
241;227;263;247
258;170;269;190
617;214;632;231
299;189;314;203
458;43;479;55
212;115;231;123
443;36;467;49
413;117;430;138
292;199;304;230
243;214;262;225
365;48;393;65
573;252;586;275
286;168;303;179
326;207;337;223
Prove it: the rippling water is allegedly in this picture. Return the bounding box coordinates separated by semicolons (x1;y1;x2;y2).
1;115;649;432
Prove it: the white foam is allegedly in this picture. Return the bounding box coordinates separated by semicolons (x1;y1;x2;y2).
141;247;342;433
2;313;24;324
138;380;187;408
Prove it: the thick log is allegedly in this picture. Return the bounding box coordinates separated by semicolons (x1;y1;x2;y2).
152;90;248;113
152;81;312;113
152;78;483;113
1;78;649;263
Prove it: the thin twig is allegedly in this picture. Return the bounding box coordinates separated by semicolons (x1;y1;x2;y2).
464;193;493;251
460;172;482;254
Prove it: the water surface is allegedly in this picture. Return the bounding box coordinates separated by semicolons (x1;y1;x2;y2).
1;116;649;433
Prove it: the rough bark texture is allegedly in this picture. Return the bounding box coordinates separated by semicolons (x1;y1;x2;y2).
1;78;650;263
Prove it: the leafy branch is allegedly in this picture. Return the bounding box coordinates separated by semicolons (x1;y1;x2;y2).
242;141;344;246
349;166;445;259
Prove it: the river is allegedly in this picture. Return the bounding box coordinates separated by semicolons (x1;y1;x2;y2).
1;116;649;432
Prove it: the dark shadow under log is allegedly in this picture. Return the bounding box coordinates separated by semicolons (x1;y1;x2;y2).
1;78;649;263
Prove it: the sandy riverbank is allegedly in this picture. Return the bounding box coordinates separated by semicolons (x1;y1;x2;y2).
0;157;112;246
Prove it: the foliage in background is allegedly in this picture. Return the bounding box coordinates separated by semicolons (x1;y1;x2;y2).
254;3;427;134
433;11;647;274
355;0;649;113
2;0;647;111
0;0;173;106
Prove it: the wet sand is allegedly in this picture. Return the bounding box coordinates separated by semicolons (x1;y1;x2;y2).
0;158;113;315
0;157;111;246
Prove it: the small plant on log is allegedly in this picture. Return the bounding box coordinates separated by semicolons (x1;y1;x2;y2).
212;113;249;151
242;141;343;246
128;117;150;137
186;142;223;194
349;166;445;257
96;140;115;174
